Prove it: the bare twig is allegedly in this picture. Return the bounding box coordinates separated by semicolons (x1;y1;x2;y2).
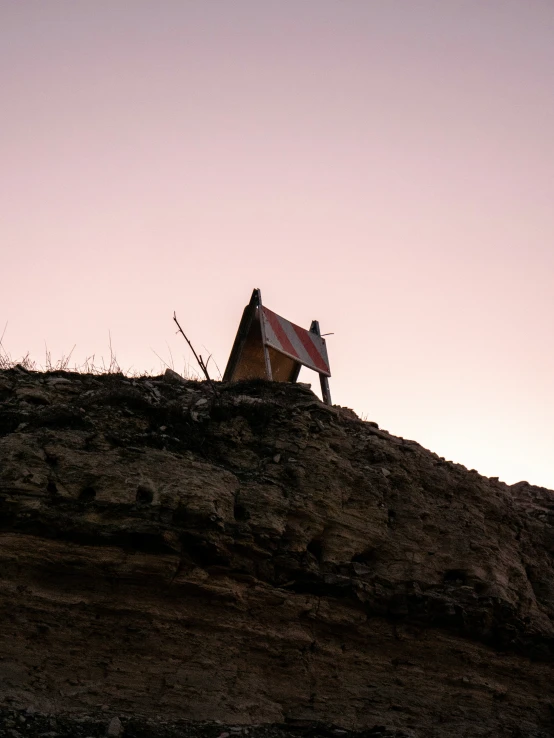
201;345;223;380
183;358;201;381
151;348;172;371
44;342;51;371
165;341;175;371
62;344;77;370
173;312;218;396
0;322;8;356
108;331;120;373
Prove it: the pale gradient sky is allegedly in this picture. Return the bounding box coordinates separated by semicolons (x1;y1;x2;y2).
2;1;554;489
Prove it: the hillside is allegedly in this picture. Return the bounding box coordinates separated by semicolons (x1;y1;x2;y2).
0;366;553;738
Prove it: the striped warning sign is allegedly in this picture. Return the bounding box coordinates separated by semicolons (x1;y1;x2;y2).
261;306;331;377
223;288;333;405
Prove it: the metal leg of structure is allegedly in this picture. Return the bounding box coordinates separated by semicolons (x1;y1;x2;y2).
310;320;332;405
319;374;332;405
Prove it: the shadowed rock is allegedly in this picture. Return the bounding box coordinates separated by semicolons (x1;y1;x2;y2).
0;368;553;737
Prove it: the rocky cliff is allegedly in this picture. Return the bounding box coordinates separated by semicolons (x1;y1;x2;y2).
0;367;553;738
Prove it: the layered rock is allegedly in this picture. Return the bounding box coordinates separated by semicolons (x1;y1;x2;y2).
0;367;553;737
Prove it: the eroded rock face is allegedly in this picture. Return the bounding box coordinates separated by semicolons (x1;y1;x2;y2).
0;367;553;737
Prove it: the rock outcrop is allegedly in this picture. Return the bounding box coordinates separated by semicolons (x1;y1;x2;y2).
0;367;553;737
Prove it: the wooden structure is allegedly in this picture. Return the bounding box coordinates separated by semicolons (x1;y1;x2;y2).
223;289;332;405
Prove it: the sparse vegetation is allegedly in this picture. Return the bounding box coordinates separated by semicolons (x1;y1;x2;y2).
0;321;220;381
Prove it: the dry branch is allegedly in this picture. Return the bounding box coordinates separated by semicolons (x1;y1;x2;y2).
172;312;218;396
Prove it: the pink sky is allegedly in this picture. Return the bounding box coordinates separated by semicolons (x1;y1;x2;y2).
2;1;554;489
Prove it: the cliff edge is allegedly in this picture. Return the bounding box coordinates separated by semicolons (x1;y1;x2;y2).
1;367;553;737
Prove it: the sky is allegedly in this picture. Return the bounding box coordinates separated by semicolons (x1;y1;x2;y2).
1;1;554;489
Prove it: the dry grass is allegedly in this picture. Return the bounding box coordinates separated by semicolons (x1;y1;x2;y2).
0;322;126;375
0;347;203;379
0;321;220;381
0;348;125;376
0;334;201;380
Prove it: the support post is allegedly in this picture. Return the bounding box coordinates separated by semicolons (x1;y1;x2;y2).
310;320;332;405
223;289;259;382
257;289;273;381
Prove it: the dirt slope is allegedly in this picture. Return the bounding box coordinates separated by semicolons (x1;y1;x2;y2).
0;367;553;738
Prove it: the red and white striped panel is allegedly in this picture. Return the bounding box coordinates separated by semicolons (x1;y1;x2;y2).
261;307;331;377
